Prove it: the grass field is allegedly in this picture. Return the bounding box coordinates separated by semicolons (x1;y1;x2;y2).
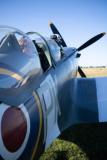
77;67;107;77
40;68;107;160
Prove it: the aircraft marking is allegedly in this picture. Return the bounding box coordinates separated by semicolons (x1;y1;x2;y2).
1;107;27;152
31;92;43;160
0;104;30;160
0;68;23;81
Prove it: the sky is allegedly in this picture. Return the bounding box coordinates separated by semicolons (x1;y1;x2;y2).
0;0;107;66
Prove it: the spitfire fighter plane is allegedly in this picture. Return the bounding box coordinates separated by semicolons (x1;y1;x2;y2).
0;23;106;160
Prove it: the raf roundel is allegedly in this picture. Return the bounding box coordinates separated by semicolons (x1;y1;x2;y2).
0;104;30;160
1;107;27;152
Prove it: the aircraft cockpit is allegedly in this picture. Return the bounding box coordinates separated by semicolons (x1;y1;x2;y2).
0;26;42;88
27;32;61;71
0;26;63;89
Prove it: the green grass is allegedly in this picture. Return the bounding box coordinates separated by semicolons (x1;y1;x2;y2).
40;123;107;160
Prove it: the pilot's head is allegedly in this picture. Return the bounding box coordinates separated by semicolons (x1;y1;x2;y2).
18;36;36;57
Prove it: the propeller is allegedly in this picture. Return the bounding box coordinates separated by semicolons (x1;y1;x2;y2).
78;66;86;78
49;22;106;77
77;32;106;51
49;22;67;47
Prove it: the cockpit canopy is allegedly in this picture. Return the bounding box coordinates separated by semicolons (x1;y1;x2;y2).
0;26;42;89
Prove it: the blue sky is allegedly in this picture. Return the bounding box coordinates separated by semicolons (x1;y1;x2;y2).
0;0;107;66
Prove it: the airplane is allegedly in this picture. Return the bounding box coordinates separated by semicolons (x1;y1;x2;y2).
0;22;106;160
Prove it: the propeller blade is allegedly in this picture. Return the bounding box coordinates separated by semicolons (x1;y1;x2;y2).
77;32;106;51
49;22;67;47
78;66;86;78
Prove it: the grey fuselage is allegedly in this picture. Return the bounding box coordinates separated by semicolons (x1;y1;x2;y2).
0;35;78;160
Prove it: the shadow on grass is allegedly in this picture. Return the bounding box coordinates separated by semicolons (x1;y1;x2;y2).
60;122;107;160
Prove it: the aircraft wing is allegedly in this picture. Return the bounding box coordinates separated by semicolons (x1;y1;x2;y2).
59;77;107;131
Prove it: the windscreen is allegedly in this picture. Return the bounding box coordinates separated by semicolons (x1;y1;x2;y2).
0;26;41;89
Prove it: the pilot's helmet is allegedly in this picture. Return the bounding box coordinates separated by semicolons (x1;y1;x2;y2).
18;36;36;56
0;26;41;89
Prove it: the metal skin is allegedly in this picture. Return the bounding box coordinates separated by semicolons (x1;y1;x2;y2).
0;24;106;160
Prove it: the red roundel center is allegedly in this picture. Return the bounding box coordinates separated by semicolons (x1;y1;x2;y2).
1;107;27;152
